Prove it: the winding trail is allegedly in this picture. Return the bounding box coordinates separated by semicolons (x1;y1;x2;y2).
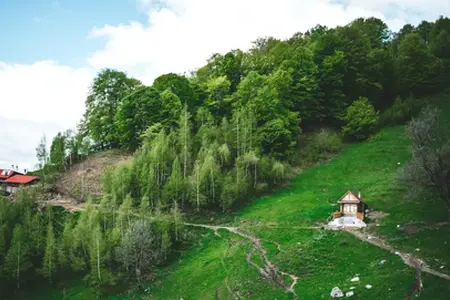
184;222;300;299
344;228;450;298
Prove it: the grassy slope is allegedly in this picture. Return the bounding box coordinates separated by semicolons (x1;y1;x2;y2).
26;100;450;300
141;112;450;299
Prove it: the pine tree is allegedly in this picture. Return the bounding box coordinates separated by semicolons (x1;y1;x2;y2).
5;224;30;289
43;222;57;283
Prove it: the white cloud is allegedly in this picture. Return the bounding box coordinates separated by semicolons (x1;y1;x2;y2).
0;61;92;169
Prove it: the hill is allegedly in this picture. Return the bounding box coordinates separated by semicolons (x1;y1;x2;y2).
141;128;450;300
25;100;450;300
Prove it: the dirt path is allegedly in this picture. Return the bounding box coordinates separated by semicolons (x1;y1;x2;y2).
39;198;85;213
344;228;450;298
184;222;299;299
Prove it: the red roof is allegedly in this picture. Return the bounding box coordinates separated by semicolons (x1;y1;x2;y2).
3;175;39;184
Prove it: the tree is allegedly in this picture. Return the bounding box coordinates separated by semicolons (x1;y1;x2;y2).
116;221;163;283
177;106;192;208
43;222;57;283
4;224;30;289
36;134;48;170
402;107;450;220
398;33;442;96
85;69;141;149
163;156;183;205
153;73;198;111
49;132;66;171
115;86;165;150
341;97;378;141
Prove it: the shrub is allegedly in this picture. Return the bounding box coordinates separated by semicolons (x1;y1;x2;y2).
378;94;422;127
341;97;379;141
302;129;343;163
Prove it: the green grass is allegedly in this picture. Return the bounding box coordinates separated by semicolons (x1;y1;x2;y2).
21;97;450;299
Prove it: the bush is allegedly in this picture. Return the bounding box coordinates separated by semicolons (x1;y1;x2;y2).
378;94;421;127
341;97;379;141
303;129;343;163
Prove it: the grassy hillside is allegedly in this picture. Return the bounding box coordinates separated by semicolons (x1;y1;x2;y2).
26;101;450;300
135;101;450;300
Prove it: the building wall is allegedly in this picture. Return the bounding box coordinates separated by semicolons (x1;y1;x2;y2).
343;204;358;215
5;185;19;195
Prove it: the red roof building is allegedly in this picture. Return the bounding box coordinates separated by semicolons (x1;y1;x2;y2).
3;175;40;184
1;174;40;196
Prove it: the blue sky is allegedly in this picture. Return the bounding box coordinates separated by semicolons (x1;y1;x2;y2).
0;0;146;67
1;0;449;170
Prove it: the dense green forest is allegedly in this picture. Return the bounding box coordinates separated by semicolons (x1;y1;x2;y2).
1;16;450;298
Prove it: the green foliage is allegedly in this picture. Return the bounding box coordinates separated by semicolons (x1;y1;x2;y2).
49;132;66;171
398;33;442;96
84;69;142;150
153;73;198;110
115;87;165;150
342;97;379;141
301;129;344;163
43;222;57;282
378;95;422;127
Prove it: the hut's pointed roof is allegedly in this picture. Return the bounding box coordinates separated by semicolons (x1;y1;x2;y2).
337;190;366;204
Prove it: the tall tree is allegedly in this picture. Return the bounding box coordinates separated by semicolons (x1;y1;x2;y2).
36;134;48;170
115;86;165;150
85;69;141;150
398;33;442;96
402;107;450;220
153;73;198;110
5;225;30;289
43;222;57;283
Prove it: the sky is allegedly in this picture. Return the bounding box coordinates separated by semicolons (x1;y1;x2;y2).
1;0;449;170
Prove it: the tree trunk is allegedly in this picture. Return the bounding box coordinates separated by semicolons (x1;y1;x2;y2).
97;236;101;283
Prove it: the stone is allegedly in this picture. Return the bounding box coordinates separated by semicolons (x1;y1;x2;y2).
327;217;367;229
397;225;400;228
379;260;387;265
350;277;360;282
330;287;344;298
365;284;372;289
349;287;355;290
346;291;355;297
415;248;420;251
440;265;445;269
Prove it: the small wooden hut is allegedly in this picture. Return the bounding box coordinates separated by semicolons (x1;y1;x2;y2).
333;190;368;220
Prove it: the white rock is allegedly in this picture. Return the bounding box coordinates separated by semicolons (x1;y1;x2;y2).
395;251;400;255
330;287;344;298
365;284;372;289
350;287;356;290
350;277;360;282
346;291;355;297
379;260;387;265
440;265;445;269
397;225;400;228
398;162;401;165
368;236;372;240
415;248;420;251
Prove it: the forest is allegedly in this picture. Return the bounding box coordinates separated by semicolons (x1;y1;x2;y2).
1;15;450;297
